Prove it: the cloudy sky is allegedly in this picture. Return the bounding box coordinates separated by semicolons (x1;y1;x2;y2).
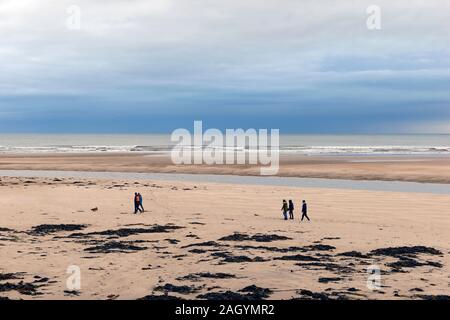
0;0;449;133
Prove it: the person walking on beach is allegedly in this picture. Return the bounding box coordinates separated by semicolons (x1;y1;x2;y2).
301;200;310;221
138;193;144;212
134;192;142;214
288;200;294;220
281;200;288;220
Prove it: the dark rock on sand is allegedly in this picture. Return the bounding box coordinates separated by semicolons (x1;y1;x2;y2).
28;224;88;236
219;233;291;242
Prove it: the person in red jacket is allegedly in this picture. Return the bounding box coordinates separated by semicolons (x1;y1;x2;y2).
134;193;142;214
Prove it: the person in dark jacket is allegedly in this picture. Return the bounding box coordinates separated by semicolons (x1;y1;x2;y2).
281;200;288;220
134;193;142;214
301;200;310;221
288;200;294;220
138;193;144;212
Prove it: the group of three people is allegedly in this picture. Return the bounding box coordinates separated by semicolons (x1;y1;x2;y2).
282;199;310;221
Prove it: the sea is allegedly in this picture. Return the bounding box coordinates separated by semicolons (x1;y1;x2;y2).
0;134;449;156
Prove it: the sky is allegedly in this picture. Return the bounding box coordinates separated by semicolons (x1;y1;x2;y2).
0;0;449;133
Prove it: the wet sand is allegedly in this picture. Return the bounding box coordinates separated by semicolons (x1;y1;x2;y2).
0;153;450;184
0;176;449;300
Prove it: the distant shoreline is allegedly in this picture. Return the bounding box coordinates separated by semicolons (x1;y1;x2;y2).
1;169;450;194
1;153;450;184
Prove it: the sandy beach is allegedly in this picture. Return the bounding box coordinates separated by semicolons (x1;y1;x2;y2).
0;174;449;300
1;153;450;184
2;0;450;307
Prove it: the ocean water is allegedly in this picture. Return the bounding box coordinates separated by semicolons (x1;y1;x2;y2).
0;134;449;156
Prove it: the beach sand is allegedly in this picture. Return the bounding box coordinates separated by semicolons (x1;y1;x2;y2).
0;153;450;183
0;176;449;300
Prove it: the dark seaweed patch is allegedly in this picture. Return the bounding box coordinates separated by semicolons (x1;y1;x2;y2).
84;241;147;253
211;252;267;263
305;244;335;251
197;285;272;300
0;273;24;281
295;289;349;300
295;262;355;273
238;285;273;299
29;224;88;236
415;294;450;301
138;294;182;300
219;233;291;242
69;224;183;238
387;257;443;271
165;239;180;245
337;251;370;259
154;283;201;294
318;277;342;283
370;246;443;272
0;281;42;296
177;272;237;282
370;246;442;258
274;254;320;262
182;241;224;248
